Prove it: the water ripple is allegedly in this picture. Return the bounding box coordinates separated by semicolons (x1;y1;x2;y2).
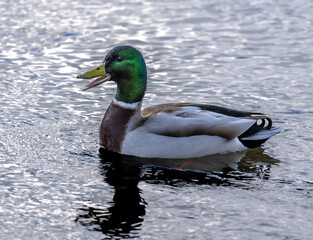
1;0;313;239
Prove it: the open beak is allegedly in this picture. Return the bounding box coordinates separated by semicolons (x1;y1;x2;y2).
77;64;111;91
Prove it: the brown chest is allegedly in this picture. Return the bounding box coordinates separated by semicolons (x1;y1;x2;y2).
99;102;136;152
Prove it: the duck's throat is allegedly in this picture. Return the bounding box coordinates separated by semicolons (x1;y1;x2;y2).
115;78;146;103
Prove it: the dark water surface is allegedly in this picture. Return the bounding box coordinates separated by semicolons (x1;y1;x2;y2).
1;0;313;239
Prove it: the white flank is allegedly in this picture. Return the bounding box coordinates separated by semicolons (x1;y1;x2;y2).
122;131;247;159
120;106;253;158
113;98;141;110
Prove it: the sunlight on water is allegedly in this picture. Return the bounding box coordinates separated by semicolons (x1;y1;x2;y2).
0;0;313;239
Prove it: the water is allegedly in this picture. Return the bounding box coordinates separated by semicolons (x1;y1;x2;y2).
1;0;313;239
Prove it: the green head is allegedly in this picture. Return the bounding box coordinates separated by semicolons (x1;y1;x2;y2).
78;46;147;104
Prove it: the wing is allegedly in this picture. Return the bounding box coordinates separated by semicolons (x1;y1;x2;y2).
141;104;257;140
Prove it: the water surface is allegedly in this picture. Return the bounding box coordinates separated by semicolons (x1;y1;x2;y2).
1;0;313;239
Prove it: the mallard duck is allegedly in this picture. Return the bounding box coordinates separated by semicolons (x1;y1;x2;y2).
78;46;280;159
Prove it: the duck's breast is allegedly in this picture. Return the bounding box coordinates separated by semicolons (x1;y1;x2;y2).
100;102;137;152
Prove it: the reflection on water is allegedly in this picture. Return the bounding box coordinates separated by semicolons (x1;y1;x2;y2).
76;147;279;237
1;0;313;238
76;161;145;238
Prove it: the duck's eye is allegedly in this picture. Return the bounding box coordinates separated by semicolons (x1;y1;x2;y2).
116;56;123;62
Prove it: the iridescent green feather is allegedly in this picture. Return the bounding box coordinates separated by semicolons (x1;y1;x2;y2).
104;46;147;103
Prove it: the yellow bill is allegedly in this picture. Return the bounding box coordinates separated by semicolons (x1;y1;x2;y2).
77;64;111;91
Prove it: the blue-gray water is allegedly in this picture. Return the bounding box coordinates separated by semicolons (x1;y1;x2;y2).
1;0;313;239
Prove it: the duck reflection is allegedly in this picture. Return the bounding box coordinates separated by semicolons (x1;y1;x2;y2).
75;151;146;238
76;147;279;238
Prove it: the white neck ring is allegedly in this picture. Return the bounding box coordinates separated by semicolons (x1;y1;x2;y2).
113;98;141;110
